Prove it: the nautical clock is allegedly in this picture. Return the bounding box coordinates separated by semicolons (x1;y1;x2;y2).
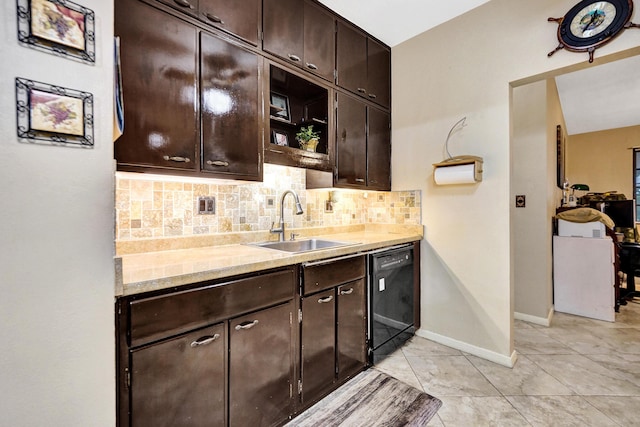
548;0;639;62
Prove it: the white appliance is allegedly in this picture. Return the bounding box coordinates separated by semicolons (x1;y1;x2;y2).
557;219;606;238
553;235;615;322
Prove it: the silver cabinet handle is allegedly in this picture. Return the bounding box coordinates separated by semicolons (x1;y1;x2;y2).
190;333;220;347
269;148;284;154
206;160;229;167
318;295;334;304
235;320;259;330
368;93;377;99
305;62;318;70
173;0;194;9
163;155;191;163
357;87;367;93
288;54;301;62
204;13;224;24
339;288;354;295
355;178;365;183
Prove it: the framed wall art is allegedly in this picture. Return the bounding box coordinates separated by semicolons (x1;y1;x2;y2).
17;0;96;63
272;130;289;146
270;92;291;122
15;77;94;147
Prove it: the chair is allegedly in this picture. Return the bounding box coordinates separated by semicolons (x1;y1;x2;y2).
617;242;640;305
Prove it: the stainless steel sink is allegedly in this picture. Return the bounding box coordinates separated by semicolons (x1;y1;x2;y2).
249;238;357;253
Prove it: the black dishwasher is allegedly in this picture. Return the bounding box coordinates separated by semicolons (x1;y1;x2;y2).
368;244;415;364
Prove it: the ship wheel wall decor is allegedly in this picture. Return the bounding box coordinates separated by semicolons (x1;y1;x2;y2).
548;0;640;62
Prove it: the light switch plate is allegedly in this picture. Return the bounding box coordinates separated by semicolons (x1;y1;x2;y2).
197;196;216;214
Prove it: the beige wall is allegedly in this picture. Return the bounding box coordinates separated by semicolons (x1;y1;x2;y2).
0;1;115;425
512;80;554;323
566;125;640;199
392;0;640;364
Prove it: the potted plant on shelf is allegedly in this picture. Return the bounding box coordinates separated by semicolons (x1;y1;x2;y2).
295;125;320;152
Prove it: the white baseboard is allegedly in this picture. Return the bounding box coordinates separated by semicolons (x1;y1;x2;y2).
415;329;518;368
514;306;554;327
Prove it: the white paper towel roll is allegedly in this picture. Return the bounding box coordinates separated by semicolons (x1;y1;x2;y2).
434;163;478;185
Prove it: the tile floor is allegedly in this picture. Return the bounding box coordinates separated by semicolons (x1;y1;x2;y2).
375;299;640;426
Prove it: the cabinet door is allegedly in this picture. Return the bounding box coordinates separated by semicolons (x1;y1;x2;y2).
366;38;391;109
367;107;391;191
337;279;367;382
336;93;367;187
301;289;336;405
200;32;261;180
130;324;225;427
199;0;260;45
229;302;294;427
263;0;304;66
157;0;199;18
303;0;335;81
336;21;367;97
115;0;198;170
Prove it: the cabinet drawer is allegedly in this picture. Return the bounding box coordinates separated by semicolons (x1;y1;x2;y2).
302;255;365;296
130;268;295;347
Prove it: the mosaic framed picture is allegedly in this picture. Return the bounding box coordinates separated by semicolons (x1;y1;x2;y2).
16;0;96;63
15;77;94;147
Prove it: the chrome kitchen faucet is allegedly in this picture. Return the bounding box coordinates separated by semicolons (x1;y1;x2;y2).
270;190;304;242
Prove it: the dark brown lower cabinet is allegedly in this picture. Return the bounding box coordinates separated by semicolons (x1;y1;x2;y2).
337;279;367;382
300;256;367;408
117;268;297;427
229;301;294;427
118;260;370;426
131;324;226;427
300;289;336;405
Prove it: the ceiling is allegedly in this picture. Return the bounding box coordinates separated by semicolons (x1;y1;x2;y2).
318;0;640;136
317;0;490;47
555;55;640;135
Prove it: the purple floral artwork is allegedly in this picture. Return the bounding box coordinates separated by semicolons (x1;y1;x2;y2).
30;89;84;136
31;0;85;50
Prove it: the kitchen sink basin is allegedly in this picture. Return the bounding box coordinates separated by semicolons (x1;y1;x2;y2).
249;238;357;253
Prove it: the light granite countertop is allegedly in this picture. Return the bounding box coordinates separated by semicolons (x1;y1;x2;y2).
115;225;423;297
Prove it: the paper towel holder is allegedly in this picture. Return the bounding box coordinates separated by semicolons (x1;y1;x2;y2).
433;155;483;185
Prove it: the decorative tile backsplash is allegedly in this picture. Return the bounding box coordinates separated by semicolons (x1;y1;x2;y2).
116;164;421;241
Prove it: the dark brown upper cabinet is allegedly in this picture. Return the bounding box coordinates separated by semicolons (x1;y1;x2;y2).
116;0;198;172
115;0;262;181
263;0;335;82
336;92;390;190
366;37;391;109
116;0;391;185
156;0;261;45
200;32;262;179
366;106;392;190
335;92;366;187
266;65;332;172
156;0;199;18
336;21;390;109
